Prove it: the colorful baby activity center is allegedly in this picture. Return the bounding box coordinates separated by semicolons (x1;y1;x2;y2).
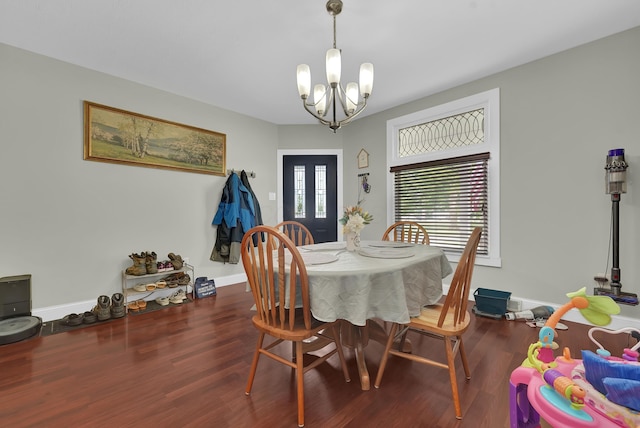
510;287;640;427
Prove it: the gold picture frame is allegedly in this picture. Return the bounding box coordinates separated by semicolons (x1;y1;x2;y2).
84;101;226;176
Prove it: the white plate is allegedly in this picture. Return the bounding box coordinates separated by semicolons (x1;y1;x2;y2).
277;251;339;265
366;241;415;248
301;242;346;251
357;248;415;259
302;252;339;265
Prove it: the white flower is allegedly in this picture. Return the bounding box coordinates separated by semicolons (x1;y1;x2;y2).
343;213;366;233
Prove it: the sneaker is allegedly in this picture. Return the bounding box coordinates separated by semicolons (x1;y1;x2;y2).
170;289;186;304
155;296;170;306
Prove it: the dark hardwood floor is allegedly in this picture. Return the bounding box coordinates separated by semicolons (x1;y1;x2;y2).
1;283;634;428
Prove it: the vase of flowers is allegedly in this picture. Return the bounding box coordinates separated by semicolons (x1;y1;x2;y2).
339;205;373;251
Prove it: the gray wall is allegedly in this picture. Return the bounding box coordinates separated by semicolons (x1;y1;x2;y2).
340;26;640;319
2;25;639;321
1;42;280;312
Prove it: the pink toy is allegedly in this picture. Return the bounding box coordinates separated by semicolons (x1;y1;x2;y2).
509;287;640;428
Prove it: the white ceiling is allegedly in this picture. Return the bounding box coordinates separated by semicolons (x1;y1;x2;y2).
2;0;640;125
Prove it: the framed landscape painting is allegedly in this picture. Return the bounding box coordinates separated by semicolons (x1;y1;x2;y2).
84;101;226;176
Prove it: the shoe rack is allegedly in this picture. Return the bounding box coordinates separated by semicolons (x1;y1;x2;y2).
122;263;194;307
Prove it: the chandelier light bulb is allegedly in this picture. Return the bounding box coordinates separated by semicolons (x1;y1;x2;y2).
326;48;341;87
296;64;311;98
314;84;327;116
359;63;374;97
345;82;358;114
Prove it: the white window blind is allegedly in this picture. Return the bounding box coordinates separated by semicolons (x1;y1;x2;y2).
391;153;489;255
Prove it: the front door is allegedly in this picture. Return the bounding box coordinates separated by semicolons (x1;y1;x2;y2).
283;155;338;243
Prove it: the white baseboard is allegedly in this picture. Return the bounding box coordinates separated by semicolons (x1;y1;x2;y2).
213;273;247;287
36;276;636;331
32;273;248;322
33;299;98;323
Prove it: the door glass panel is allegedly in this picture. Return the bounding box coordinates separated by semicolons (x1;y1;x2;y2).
315;165;327;218
294;165;305;218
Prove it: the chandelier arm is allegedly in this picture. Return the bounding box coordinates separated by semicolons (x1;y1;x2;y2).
301;100;334;127
301;88;368;128
335;98;368;126
331;88;338;126
301;99;325;121
301;96;333;124
334;83;355;116
325;87;335;118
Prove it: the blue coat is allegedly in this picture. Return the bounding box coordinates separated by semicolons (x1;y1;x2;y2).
212;172;255;233
210;172;257;263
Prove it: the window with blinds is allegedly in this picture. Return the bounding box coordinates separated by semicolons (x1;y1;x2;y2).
387;88;500;266
391;153;489;255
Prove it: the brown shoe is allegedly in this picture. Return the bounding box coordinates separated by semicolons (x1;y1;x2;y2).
168;253;184;270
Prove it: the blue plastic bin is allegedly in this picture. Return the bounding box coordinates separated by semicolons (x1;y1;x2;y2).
473;288;511;316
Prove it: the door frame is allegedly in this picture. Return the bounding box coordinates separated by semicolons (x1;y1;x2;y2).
277;149;343;240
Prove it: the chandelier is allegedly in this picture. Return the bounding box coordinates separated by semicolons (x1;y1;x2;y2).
296;0;374;132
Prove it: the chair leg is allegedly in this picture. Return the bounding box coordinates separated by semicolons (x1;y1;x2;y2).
246;333;265;395
329;324;351;383
458;336;471;380
444;336;463;419
397;328;409;352
295;341;305;427
374;322;399;388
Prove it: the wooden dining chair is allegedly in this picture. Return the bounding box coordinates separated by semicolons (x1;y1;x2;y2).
381;221;430;245
241;225;350;428
374;227;482;420
274;221;315;246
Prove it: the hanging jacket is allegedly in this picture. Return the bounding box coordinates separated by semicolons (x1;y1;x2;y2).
210;172;256;263
241;170;263;245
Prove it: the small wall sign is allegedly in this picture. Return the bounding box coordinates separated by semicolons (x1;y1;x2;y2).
357;148;369;169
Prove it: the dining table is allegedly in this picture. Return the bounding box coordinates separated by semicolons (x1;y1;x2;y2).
295;240;453;390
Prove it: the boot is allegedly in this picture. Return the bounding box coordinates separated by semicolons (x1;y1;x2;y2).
145;251;158;274
93;295;111;321
111;293;125;318
168;252;183;270
125;252;147;276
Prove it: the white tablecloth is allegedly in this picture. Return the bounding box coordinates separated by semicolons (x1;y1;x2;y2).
300;241;453;326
